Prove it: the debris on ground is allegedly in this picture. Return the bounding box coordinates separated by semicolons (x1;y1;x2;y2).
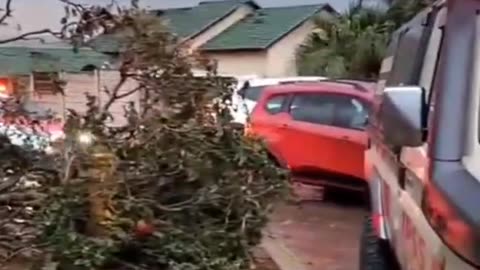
0;139;58;263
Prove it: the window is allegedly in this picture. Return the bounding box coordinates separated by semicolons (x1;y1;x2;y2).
420;7;446;131
289;94;336;126
334;96;369;130
0;78;12;97
426;26;444;131
289;93;369;130
243;86;265;101
265;95;286;114
33;72;59;94
387;12;433;87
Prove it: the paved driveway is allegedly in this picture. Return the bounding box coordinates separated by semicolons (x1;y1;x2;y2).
261;184;367;270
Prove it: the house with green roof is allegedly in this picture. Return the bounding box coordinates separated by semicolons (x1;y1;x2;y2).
155;0;260;50
0;39;136;126
89;0;336;77
154;1;336;77
90;0;260;55
200;4;336;77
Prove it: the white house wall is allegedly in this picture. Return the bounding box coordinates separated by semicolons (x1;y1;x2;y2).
205;51;268;76
204;15;328;77
265;19;315;77
265;10;336;77
202;10;334;77
63;73;99;115
29;70;140;126
98;70;140;126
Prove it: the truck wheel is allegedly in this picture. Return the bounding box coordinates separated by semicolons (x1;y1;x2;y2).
359;216;391;270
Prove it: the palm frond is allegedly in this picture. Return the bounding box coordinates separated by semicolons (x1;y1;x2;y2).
296;0;429;79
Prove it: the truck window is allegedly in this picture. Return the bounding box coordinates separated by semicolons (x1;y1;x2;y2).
423;8;446;131
463;13;480;183
387;11;434;87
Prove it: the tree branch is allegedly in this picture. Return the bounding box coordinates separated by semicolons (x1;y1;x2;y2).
101;74;128;114
0;0;13;26
59;0;85;13
0;29;60;45
0;0;117;45
0;0;64;45
114;86;140;100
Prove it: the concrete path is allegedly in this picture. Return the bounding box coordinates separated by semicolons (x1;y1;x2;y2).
261;183;367;270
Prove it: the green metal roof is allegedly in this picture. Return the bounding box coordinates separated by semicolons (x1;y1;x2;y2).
157;0;259;38
0;47;112;75
202;4;331;51
89;1;259;54
88;34;125;54
88;1;336;54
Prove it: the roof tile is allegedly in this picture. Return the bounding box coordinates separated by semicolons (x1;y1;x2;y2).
88;34;124;54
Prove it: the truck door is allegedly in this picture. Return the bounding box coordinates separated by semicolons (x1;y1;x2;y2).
393;6;446;270
372;4;447;270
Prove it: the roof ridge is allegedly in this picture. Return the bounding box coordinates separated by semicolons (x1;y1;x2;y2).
260;4;326;10
155;0;259;39
262;5;327;48
188;3;245;39
0;45;92;51
188;1;260;39
199;0;240;4
198;0;258;6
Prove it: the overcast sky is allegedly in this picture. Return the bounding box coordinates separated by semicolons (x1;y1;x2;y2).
2;0;380;37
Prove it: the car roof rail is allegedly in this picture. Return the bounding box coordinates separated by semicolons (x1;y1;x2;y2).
277;78;373;92
278;79;324;85
312;78;372;92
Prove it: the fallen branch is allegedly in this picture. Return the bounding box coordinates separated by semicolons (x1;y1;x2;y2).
0;176;20;193
0;191;47;204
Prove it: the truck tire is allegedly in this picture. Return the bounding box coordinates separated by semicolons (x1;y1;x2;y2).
359;216;391;270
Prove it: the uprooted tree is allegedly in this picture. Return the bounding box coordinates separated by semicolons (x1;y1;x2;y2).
0;1;288;269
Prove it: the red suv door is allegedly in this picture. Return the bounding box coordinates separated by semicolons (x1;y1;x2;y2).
328;94;369;179
284;92;369;179
247;93;291;165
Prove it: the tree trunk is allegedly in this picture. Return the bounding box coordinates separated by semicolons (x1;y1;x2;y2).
86;150;118;237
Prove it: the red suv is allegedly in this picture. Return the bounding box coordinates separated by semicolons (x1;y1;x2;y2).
246;80;375;191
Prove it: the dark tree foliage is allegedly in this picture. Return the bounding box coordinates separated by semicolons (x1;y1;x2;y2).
0;2;288;269
297;0;433;79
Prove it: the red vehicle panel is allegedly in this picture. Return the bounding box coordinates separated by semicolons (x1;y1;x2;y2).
246;80;375;188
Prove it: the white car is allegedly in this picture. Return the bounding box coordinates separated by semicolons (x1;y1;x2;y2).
229;76;327;125
0;123;49;150
0;122;64;153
